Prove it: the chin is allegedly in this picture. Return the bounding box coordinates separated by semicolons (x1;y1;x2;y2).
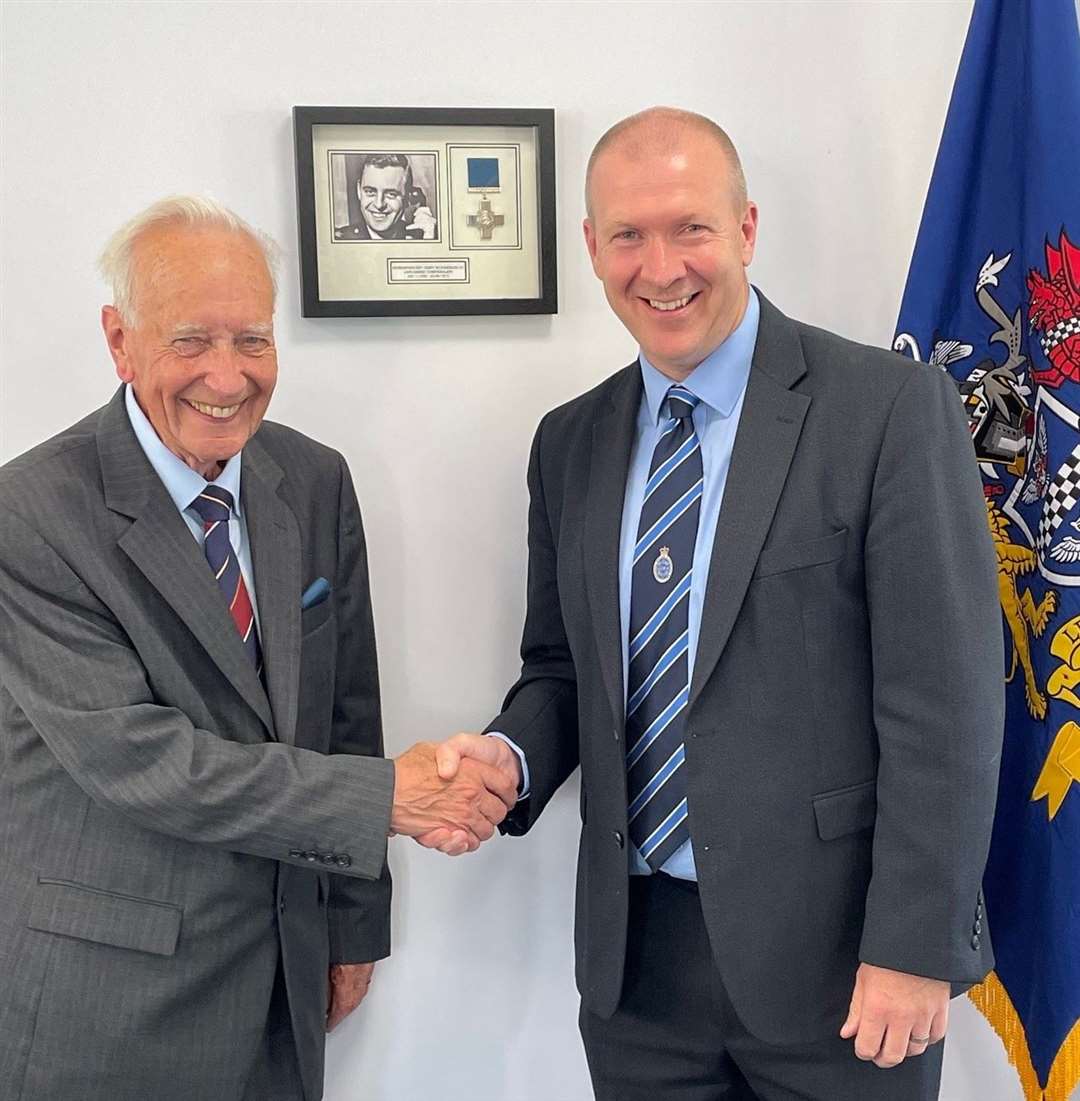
193;434;243;458
649;339;697;364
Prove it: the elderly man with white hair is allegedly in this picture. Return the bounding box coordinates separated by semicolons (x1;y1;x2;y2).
0;197;518;1101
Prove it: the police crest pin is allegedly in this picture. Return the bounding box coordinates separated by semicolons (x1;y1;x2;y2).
653;547;674;583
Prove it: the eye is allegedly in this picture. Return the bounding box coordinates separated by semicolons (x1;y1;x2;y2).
172;337;209;357
236;336;271;356
361;187;376;198
683;223;707;234
614;229;639;241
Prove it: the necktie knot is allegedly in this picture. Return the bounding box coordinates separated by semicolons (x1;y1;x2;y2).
665;386;699;421
189;486;234;527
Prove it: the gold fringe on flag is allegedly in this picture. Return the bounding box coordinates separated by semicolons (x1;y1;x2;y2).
969;971;1080;1101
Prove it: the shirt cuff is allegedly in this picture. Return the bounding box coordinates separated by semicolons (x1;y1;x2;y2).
486;732;531;799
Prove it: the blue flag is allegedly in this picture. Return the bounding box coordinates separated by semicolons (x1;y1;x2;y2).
895;2;1080;1097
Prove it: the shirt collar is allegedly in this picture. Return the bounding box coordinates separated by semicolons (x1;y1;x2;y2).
639;285;760;424
124;384;244;516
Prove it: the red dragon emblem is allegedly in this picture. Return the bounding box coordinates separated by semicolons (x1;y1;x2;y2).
1028;229;1080;387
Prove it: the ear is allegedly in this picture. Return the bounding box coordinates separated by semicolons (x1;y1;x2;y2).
102;305;134;383
740;201;759;267
583;218;602;277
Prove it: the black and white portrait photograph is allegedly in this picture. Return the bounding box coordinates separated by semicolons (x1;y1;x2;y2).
329;151;439;242
297;108;556;316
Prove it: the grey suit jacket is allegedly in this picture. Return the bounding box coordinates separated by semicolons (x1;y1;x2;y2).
492;294;1005;1042
0;387;393;1101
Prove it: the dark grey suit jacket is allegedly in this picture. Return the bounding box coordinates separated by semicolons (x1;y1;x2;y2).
0;388;393;1101
492;294;1005;1043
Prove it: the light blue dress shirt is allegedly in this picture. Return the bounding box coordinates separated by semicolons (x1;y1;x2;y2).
124;384;261;630
498;289;760;880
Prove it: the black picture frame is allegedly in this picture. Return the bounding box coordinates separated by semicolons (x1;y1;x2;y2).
293;106;557;318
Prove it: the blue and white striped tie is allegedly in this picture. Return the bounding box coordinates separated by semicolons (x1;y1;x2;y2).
626;385;702;871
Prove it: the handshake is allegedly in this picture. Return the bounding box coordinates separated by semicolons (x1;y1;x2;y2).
389;733;521;857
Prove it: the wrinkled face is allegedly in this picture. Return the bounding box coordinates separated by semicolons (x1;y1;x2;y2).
102;224;278;478
584;130;758;380
358;164;407;234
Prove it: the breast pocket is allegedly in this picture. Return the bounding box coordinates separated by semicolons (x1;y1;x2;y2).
753;527;848;579
300;597;333;635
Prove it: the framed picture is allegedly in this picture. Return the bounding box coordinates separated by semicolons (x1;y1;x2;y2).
293;106;557;317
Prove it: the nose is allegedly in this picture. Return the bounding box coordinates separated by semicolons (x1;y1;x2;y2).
201;343;248;399
639;236;686;288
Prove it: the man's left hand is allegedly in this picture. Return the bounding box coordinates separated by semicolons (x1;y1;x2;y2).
326;962;375;1031
840;962;949;1067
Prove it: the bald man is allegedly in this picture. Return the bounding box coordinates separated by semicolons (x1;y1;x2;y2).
435;108;1004;1099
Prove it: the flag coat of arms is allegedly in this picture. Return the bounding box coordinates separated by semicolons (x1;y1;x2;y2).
895;2;1080;1098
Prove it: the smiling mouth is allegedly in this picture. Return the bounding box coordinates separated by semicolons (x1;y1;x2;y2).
185;399;243;420
644;293;699;314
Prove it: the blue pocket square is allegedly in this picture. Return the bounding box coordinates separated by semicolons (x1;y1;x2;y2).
301;577;331;610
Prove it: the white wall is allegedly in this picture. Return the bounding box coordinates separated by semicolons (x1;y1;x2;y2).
1;2;1072;1098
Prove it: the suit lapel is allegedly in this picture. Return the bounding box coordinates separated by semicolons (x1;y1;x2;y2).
583;364;642;731
242;439;302;746
99;389;276;734
689;296;811;707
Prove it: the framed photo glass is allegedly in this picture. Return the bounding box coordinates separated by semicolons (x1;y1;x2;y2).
293;106;557;317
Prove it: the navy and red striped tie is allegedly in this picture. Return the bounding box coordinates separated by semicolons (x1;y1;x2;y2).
188;486;262;675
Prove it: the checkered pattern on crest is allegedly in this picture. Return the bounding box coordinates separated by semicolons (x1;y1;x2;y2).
1037;445;1080;552
1040;316;1080;356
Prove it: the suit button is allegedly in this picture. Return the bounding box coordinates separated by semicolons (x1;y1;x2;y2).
613;727;620;742
320;853;337;866
288;849;303;859
974;919;982;934
971;934;981;950
614;831;624;848
335;854;352;868
303;850;318;862
278;897;287;914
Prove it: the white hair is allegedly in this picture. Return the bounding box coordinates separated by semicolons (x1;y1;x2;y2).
97;195;281;325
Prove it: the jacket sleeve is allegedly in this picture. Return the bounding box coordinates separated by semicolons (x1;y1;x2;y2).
488;414;581;834
324;455;392;963
0;504;394;883
858;363;1005;982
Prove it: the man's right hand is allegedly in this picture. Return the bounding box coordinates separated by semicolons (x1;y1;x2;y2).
406;733;523;856
390;741;517;850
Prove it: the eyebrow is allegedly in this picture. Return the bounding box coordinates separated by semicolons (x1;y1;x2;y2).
169;323;273;337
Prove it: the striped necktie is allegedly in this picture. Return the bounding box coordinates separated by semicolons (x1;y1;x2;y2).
188;486;262;674
626;384;703;871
